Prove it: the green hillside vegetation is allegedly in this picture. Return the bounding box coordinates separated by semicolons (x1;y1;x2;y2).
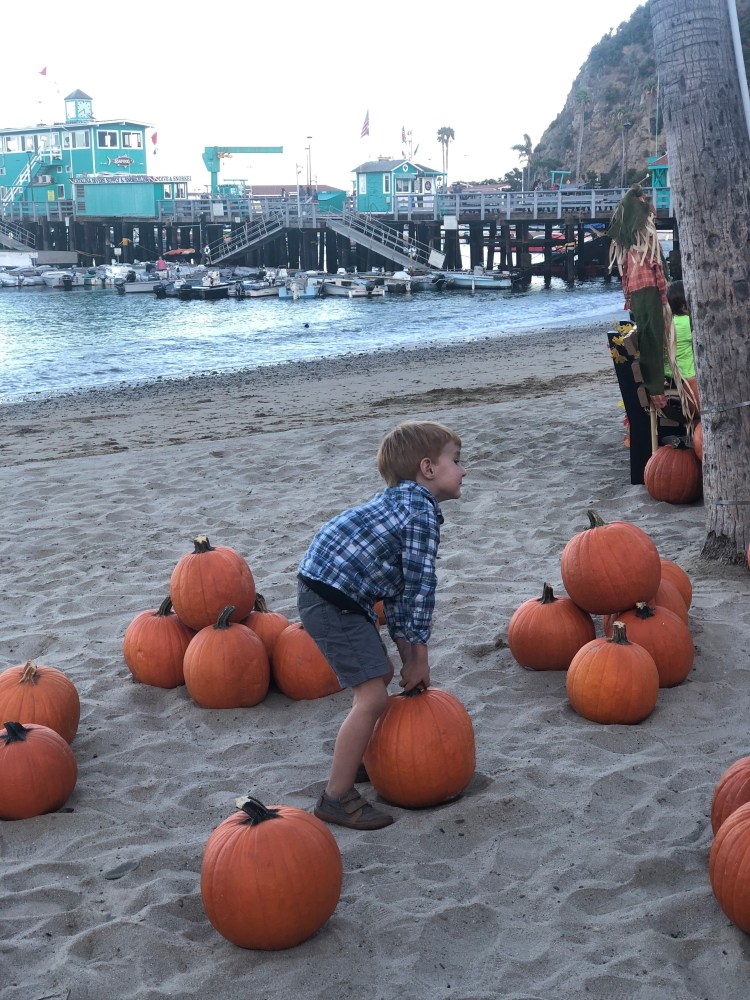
496;0;750;189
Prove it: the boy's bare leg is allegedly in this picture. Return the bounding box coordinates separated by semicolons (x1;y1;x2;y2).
325;675;390;799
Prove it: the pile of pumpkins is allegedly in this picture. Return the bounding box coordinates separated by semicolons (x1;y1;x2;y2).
644;377;702;505
0;659;80;820
122;534;342;706
709;756;750;936
508;509;695;725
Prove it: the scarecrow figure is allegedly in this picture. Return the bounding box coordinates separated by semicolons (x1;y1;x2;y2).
606;184;697;482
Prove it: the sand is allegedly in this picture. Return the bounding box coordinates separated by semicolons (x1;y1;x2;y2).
1;316;749;1000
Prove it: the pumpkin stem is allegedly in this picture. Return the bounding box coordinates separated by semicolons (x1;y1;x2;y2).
214;606;236;629
608;621;632;644
634;602;656;620
586;510;606;529
234;795;282;824
156;596;174;617
662;436;685;450
253;594;269;613
19;660;40;684
539;582;558;604
191;535;215;554
401;685;428;698
2;721;31;743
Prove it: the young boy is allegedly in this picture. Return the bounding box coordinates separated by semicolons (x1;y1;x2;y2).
297;421;465;831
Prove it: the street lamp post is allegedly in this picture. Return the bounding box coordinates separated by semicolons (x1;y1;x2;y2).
295;163;302;215
305;137;313;189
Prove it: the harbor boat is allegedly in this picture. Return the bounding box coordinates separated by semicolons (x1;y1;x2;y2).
115;271;166;294
232;276;281;298
277;271;326;300
442;266;516;290
320;273;384;298
177;271;230;300
384;270;447;293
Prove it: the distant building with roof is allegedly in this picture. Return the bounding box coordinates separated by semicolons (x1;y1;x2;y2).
353;157;445;214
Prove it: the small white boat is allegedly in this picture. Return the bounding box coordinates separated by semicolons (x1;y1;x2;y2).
177;271;230;300
232;277;281;298
443;266;515;290
321;273;384;298
277;271;326;300
115;271;166;294
384;270;447;293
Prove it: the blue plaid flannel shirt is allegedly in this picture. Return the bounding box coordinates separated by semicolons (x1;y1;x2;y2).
298;481;443;644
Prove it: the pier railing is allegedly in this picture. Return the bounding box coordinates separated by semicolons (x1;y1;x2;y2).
0;187;672;228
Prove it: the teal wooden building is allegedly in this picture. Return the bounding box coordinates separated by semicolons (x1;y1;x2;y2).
353;158;446;214
0;89;187;214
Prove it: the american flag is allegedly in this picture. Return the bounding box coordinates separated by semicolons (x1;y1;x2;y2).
360;110;369;138
401;125;407;144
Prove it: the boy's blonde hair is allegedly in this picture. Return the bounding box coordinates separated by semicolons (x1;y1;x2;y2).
377;421;461;487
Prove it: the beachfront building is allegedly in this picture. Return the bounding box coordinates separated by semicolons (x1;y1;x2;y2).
353;158;445;214
0;90;157;207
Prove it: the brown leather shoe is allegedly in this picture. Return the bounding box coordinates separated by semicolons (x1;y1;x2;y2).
314;788;393;830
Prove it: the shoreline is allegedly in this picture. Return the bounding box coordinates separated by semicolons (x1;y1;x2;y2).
2;318;618;466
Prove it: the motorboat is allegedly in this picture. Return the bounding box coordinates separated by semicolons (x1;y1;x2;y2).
442;266;516;290
277;271;326;300
320;272;384;298
115;270;166;294
384;270;447;293
177;270;230;300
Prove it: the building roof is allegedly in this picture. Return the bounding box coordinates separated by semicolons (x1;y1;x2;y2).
65;90;93;101
353;159;441;174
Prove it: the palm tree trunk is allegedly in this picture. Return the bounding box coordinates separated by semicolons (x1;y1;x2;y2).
652;0;750;562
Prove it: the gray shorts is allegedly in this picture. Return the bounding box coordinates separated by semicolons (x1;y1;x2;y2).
297;580;390;689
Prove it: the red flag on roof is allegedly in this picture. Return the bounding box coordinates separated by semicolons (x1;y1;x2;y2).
39;67;47;76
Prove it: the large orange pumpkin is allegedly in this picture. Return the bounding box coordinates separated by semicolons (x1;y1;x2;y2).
507;582;595;671
183;606;270;709
566;621;660;724
271;623;342;701
709;801;750;934
0;721;78;820
0;660;80;744
644;439;703;505
712;757;750;835
170;535;256;631
363;687;475;808
604;602;694;688
243;594;291;661
122;596;195;688
560;510;661;615
201;795;342;950
658;558;692;610
649;577;689;624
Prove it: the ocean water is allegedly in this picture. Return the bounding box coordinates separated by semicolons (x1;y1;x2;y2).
0;277;626;404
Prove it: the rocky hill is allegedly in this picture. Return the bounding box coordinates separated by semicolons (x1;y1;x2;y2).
525;0;750;188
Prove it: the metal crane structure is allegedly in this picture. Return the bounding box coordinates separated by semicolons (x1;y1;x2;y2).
202;146;283;194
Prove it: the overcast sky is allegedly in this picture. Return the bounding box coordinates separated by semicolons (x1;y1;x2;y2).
2;0;646;193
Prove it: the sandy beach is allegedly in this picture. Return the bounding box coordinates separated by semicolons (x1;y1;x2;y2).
2;315;749;1000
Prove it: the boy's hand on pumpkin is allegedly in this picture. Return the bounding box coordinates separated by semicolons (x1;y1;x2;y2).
399;658;430;693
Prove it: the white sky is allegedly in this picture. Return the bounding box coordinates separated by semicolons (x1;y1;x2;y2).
1;0;646;193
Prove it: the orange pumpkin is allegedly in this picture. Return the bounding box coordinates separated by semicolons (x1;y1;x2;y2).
363;687;475;808
709;801;750;934
644;439;703;505
692;421;703;462
243;594;291;660
711;757;750;835
658;558;692;609
0;721;78;820
271;623;342;701
604;602;694;688
122;596;195;689
0;660;80;744
170;535;256;631
183;606;269;709
560;510;661;615
507;582;595;671
566;621;659;724
649;577;689;624
201;795;342;950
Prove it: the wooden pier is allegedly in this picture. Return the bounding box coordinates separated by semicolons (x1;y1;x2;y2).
0;187;677;281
